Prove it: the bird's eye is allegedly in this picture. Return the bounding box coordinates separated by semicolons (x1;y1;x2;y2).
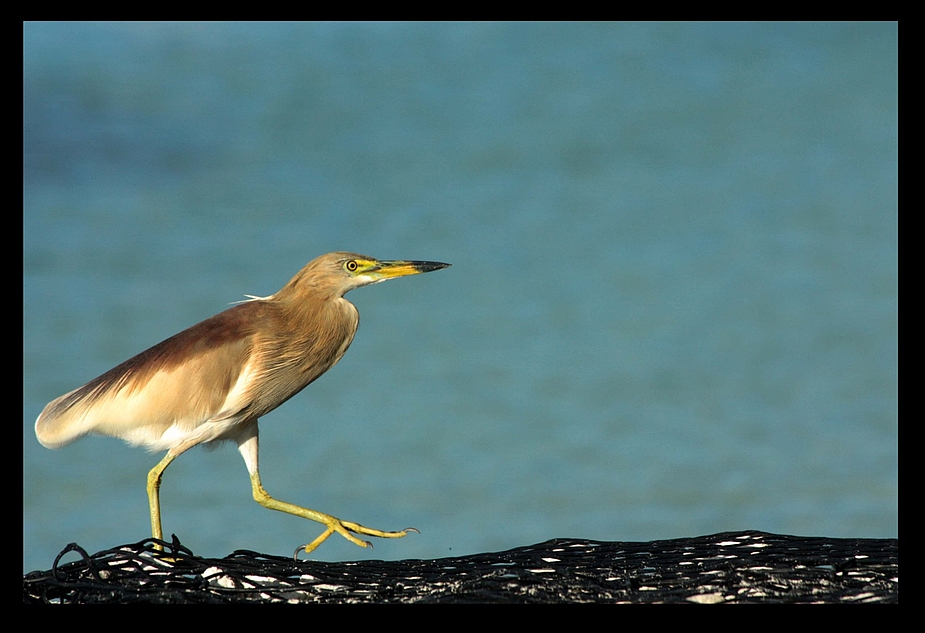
345;260;359;272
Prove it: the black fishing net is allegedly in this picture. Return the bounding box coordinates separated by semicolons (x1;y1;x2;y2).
24;530;897;604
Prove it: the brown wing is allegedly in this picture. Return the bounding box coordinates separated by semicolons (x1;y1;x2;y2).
35;302;263;450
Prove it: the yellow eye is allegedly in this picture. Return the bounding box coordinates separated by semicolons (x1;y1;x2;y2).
345;260;359;272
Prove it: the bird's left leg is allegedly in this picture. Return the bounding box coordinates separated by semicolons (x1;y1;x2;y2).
147;452;175;545
147;441;200;551
235;423;414;557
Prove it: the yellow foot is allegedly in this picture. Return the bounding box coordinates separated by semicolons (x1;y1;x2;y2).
294;520;418;559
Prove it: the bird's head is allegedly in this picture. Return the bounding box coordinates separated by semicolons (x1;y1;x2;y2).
280;252;451;300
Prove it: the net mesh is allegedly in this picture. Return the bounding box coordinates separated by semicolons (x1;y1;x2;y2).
24;530;897;604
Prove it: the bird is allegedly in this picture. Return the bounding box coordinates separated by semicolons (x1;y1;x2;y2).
35;252;451;557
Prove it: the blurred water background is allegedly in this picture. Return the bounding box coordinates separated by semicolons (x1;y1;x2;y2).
23;22;897;573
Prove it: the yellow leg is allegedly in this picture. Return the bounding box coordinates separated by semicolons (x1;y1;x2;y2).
146;452;176;550
237;423;414;557
248;471;414;557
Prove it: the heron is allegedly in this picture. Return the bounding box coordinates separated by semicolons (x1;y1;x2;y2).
35;252;451;556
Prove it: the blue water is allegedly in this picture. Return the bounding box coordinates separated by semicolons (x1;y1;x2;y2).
23;22;897;573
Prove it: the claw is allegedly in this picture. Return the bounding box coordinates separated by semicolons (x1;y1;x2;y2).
291;518;413;559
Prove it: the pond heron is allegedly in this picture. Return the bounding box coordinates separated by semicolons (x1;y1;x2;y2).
35;252;451;556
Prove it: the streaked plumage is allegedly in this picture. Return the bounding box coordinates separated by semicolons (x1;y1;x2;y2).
36;252;450;556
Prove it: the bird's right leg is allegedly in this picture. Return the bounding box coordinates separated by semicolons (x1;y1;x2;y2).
236;424;414;557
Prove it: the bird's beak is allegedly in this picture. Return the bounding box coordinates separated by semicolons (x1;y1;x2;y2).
369;260;452;280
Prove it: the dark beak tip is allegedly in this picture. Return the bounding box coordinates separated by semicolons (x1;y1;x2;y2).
418;261;452;273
